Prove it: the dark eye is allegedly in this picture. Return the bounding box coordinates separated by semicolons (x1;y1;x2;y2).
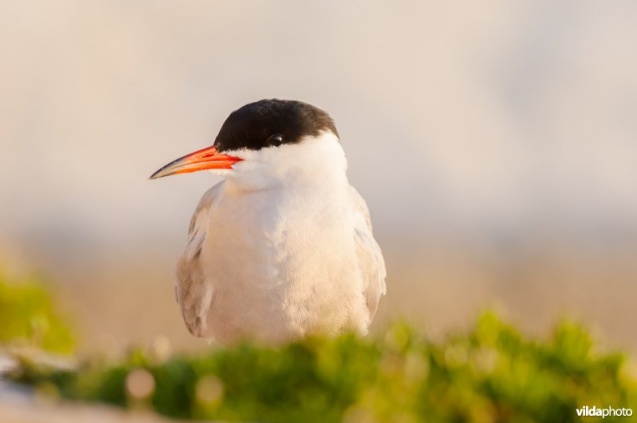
267;134;284;146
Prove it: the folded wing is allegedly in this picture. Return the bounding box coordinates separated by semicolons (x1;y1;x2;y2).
350;186;387;322
175;182;224;337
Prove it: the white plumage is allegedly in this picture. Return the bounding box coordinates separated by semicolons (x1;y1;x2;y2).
175;133;386;344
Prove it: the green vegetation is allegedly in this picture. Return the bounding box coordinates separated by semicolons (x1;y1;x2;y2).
0;271;75;354
10;312;636;422
1;268;634;421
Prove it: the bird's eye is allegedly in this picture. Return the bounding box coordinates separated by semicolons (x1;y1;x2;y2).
267;134;284;146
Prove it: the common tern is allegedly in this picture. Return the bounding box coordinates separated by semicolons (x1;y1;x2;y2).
151;99;386;344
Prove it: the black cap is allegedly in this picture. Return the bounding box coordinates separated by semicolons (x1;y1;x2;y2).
213;99;339;152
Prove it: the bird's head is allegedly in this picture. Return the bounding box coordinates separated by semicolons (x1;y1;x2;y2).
150;99;346;190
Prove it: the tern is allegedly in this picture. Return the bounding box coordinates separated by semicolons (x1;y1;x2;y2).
151;99;386;345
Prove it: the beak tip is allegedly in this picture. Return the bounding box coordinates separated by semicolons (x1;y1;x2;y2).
149;168;169;180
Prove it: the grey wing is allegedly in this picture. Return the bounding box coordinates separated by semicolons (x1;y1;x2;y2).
175;182;224;337
350;186;387;322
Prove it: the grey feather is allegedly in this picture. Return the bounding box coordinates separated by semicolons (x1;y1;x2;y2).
349;186;387;321
175;182;224;337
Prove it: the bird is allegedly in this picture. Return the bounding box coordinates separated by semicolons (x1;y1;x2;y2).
150;99;386;345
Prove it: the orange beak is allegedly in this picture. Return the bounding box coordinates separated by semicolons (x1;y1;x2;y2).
150;146;243;179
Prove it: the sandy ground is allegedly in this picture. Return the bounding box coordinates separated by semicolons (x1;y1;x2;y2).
0;394;182;423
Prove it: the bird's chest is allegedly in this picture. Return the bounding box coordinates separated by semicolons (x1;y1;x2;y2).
204;188;355;289
199;185;368;343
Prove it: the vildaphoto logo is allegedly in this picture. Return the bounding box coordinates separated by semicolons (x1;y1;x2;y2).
576;405;633;418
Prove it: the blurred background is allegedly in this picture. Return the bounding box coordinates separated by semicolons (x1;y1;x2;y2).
1;1;635;354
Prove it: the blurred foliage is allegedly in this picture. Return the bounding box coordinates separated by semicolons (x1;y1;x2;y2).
10;311;636;422
0;270;75;354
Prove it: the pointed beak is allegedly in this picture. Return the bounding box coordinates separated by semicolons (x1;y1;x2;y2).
150;146;243;179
